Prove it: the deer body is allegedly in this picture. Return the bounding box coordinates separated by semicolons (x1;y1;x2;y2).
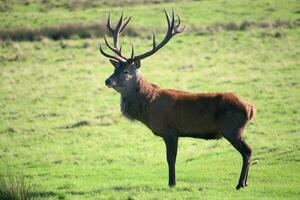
99;9;255;190
121;74;255;139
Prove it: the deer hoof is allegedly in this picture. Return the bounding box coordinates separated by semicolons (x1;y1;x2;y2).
236;183;247;190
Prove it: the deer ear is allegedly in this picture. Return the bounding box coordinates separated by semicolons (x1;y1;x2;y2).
134;60;141;69
109;59;119;68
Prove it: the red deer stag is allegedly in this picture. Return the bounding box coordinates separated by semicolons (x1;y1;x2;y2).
99;9;256;190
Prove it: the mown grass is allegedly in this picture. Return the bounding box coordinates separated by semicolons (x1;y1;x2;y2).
0;0;300;199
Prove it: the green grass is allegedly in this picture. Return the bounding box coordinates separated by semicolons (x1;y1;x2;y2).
1;0;300;199
1;0;299;29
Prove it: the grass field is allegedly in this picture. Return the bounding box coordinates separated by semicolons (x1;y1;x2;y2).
0;0;300;199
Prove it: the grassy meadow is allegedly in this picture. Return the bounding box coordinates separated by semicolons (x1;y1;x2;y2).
0;0;300;199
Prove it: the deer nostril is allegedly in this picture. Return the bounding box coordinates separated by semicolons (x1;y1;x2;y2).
105;79;111;86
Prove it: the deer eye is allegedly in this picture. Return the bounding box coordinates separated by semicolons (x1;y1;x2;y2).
122;70;129;75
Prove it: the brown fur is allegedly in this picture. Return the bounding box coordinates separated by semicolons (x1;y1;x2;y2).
121;74;255;139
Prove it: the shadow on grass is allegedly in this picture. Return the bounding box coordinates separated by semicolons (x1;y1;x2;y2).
59;120;90;129
110;185;195;192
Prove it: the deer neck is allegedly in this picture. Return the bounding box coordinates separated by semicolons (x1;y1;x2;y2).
120;73;157;122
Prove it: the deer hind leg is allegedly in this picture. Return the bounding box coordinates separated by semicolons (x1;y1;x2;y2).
224;132;252;190
242;140;252;186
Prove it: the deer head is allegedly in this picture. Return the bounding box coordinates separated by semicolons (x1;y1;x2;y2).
99;9;186;93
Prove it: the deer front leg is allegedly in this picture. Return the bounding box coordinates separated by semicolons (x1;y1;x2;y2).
163;134;178;187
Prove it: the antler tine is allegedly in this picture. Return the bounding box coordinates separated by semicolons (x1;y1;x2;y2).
176;15;181;27
164;8;171;30
171;8;175;30
174;15;187;34
103;35;113;49
115;12;124;33
99;42;125;62
152;31;156;49
120;44;123;54
106;12;113;32
120;16;131;34
131;44;134;59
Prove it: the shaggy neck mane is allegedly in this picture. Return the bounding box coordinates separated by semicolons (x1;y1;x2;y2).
120;74;157;123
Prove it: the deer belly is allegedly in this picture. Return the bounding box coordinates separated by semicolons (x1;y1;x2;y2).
178;131;223;139
175;113;221;139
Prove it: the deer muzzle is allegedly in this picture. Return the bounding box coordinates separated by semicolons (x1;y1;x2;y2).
105;78;115;88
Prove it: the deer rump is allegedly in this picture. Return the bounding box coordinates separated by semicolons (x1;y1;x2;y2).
148;90;254;140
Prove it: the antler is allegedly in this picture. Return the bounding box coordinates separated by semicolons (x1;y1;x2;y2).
128;8;186;63
99;12;131;62
99;9;186;64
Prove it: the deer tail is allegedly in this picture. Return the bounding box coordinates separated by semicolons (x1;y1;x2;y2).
247;103;256;122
